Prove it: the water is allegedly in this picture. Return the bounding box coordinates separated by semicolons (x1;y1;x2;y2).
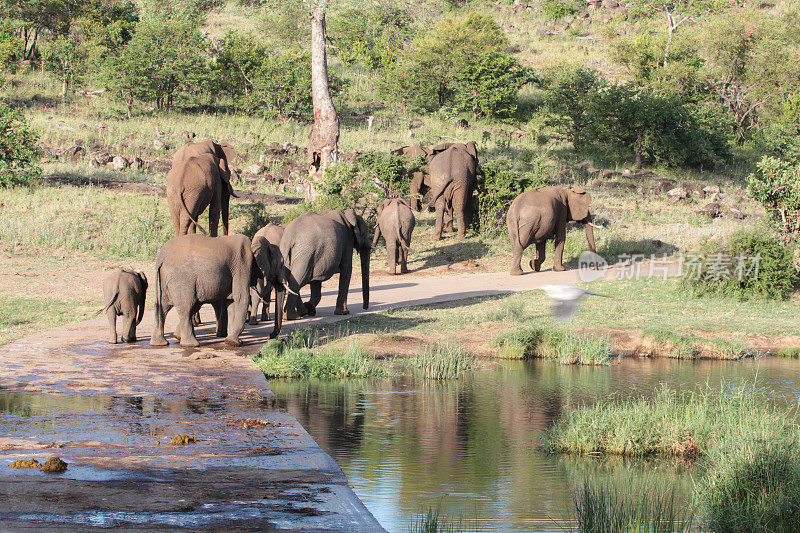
271;357;800;532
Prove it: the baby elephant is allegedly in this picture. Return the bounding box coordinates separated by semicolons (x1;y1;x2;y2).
373;198;415;275
101;269;148;344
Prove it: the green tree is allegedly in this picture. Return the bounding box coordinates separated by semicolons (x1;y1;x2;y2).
0;103;41;188
748;157;800;234
42;36;90;97
329;6;412;70
543;66;603;150
452;50;533;119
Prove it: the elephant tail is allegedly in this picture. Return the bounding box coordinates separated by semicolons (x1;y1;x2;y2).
179;190;208;235
97;291;118;316
396;210;411;252
154;263;163;320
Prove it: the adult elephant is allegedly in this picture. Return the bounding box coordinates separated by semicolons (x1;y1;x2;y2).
166;153;234;236
248;223;288;339
392;145;433;211
427;142;478;240
280;209;370;320
150;234;261;347
506;186;600;275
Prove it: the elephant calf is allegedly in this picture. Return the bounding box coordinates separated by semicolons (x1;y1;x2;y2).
101;269;147;344
373;198;415;275
151;234;260;348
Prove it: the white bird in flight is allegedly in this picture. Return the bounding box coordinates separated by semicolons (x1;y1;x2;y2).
540;284;611;322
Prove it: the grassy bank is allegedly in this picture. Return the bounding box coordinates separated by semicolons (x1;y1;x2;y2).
493;327;612;364
0;293;101;347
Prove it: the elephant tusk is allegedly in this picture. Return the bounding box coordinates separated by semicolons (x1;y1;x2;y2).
282;280;300;296
587;222;603;229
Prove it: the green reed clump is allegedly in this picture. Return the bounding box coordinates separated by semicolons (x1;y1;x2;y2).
696;437;800;533
254;334;388;379
547;385;798;458
409;503;475;533
412;343;474;380
641;329;747;359
492;326;611;365
572;477;693;533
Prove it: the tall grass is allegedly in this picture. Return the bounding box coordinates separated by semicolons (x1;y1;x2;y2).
412;343;474;380
409;503;475;533
492;326;612;365
547;385;798;458
572;477;693;533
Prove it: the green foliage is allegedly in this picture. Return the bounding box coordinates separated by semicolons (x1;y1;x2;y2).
329;6;412;71
543;66;603;149
382;11;527;118
540;0;581;20
476;155;548;234
572;477;693;533
492;326;612;365
0;103;41;187
681;229;800;300
748;157;800;234
102;11;209;112
412;343;474;380
254;336;388;379
41;36;90;96
547;385;798;457
452;50;533;118
696;437;800;533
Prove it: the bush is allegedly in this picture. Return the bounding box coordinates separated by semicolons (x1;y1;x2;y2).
681;229;800;300
476;156;548;234
748;156;800;234
254;335;388;379
540;0;581;19
0;104;41;188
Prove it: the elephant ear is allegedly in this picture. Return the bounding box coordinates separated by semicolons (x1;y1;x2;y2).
216;157;239;198
430;143;454;156
217;142;238;164
137;271;148;292
376;199;391;218
567;187;592;221
464;141;478;160
135;271;148;326
343;209;368;249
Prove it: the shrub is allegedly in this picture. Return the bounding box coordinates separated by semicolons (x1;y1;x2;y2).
254;335;388;379
0;103;41;188
412;343;473;380
476;155;548;234
492;326;612;365
540;0;581;19
451;50;533;119
681;229;800;300
748;156;800;234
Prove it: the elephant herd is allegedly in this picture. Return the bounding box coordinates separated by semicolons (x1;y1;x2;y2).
101;139;600;347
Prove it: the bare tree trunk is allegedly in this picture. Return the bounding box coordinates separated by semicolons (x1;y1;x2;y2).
306;1;339;202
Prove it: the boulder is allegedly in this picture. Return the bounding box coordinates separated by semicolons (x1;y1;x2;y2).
112;156;130;171
580;163;601;175
728;206;746;220
598;169;622;179
61;146;86;162
666;187;690;204
131;157;144;171
456;118;470;128
247;163;265;175
698;201;721;218
656;179;676;191
702;184;721;195
153;139;167;151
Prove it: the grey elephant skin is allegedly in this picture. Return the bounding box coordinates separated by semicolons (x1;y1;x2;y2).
151;234;260;347
506;186;597;275
281;209;370;320
169;139;239;236
394;145;455;228
249;223;286;338
101;269;147;344
373;198;415;275
427;142;479;240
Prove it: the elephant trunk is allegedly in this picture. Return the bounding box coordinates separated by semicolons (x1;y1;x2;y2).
360;247;370;309
271;281;284;339
584;215;597;255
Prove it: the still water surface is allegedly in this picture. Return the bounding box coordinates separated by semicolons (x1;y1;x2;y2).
271;357;800;532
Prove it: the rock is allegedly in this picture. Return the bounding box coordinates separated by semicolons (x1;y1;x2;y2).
728;206;746;220
131;157;144;171
62;146;86;162
169;434;197;445
682;182;705;199
666;187;690;203
180;130;196;142
622;168;633;176
153;139;167;151
638;186;661;196
656;179;676;192
702;185;721;195
581;163;601;175
759;1;775;7
588;178;602;188
598;169;622;179
112;156;130;171
456;118;470;128
698;201;721;218
602;0;620;8
91;152;113;166
41;456;68;473
246;163;265;175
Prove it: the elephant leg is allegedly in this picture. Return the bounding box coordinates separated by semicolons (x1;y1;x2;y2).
151;302;171;347
221;191;230;236
121;313;136;343
433;196;447;241
386;240;397;275
225;282;249;347
106;308;118;344
510;241;525;276
305;281;322;316
400;245;409;274
552;220;567;271
179;210;193;236
533;242;546;272
452;190;468;240
209;195;221;238
248;282;262;326
213;301;227;337
443;204;454;234
177;305;199;347
285;293;301;320
334;262;351;315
